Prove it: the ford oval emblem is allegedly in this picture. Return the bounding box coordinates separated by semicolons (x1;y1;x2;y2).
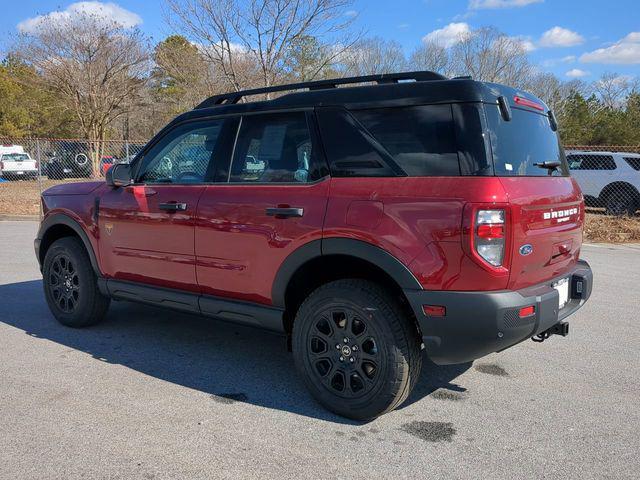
519;244;534;256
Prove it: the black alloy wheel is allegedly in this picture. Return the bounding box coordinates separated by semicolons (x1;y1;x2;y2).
47;253;80;313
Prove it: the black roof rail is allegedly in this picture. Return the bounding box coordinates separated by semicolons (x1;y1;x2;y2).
195;71;448;109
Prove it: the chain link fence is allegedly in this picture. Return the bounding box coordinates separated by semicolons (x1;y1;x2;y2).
0;138;145;217
1;138;639;219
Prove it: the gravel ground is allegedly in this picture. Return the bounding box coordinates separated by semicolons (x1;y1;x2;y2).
0;221;638;480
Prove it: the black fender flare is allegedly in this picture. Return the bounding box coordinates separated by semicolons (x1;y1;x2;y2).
271;238;422;308
36;213;101;275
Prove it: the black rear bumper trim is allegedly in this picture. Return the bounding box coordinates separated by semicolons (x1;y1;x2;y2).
404;260;593;365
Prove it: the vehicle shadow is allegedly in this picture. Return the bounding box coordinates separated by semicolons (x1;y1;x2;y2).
0;280;471;424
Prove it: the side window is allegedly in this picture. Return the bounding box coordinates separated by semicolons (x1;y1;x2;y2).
353;105;460;176
229;112;318;183
568;154;616;171
316;107;398;177
624;157;640;171
136;120;225;184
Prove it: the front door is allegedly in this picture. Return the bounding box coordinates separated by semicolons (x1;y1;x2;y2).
195;111;330;305
99;118;230;292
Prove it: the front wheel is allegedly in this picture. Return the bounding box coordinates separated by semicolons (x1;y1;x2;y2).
43;237;110;327
292;279;422;420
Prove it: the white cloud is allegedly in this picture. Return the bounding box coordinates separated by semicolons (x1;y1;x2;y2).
344;10;358;18
566;68;589;78
17;1;142;33
580;32;640;64
542;55;576;67
539;27;585;48
470;0;543;9
422;22;471;48
507;36;536;52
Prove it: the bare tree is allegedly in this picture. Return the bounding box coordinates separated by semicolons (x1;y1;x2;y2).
593;72;640;109
525;72;589;116
409;41;452;77
16;12;150;176
449;27;533;86
338;37;406;76
165;0;357;95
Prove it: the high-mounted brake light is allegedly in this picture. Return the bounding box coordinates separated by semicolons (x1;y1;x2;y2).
474;209;506;267
514;96;545;111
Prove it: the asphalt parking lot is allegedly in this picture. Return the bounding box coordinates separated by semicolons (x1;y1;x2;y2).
1;220;639;480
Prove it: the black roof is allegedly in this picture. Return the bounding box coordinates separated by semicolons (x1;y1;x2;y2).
175;71;548;124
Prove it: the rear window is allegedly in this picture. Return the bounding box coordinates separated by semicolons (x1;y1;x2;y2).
567;154;616;170
623;157;640;171
1;153;29;161
353;105;460;176
485;105;568;177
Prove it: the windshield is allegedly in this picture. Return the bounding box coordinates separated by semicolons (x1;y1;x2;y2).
1;153;30;161
485;104;569;177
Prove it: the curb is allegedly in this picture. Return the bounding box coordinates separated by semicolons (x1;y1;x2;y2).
0;215;40;221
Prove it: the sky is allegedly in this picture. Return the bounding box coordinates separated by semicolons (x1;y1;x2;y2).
1;0;639;81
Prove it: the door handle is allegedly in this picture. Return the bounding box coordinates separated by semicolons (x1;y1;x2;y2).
159;202;188;212
265;207;304;218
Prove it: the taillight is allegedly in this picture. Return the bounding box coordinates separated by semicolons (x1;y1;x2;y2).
475;209;505;267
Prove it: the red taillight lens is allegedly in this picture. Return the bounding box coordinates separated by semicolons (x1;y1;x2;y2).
475;209;506;267
476;224;505;239
422;305;446;317
519;306;535;318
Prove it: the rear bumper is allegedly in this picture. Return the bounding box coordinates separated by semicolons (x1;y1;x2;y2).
2;170;38;178
404;260;593;365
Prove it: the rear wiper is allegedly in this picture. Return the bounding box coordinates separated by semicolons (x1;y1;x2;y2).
534;161;561;173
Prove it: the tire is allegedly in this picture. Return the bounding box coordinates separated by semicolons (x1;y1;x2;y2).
292;279;422;420
43;237;110;327
605;191;637;216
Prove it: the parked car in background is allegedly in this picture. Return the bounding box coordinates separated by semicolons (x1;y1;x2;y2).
0;144;38;180
567;151;640;216
100;156;116;176
46;141;93;179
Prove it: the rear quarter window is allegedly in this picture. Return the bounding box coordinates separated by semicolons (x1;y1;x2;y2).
623;157;640;171
352;105;460;176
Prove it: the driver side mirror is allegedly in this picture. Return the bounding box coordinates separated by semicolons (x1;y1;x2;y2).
106;163;132;188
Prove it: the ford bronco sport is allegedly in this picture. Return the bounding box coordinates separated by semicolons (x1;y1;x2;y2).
35;72;593;420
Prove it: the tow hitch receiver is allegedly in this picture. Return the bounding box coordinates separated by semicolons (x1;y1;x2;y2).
532;322;569;343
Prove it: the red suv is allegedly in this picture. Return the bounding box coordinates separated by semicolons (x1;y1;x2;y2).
35;72;593;420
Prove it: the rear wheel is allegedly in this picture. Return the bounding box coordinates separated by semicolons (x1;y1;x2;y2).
292;279;422;420
43;237;110;327
605;191;637;216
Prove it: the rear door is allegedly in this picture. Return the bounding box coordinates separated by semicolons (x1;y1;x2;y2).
194;111;329;305
99;118;230;291
485;103;584;290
